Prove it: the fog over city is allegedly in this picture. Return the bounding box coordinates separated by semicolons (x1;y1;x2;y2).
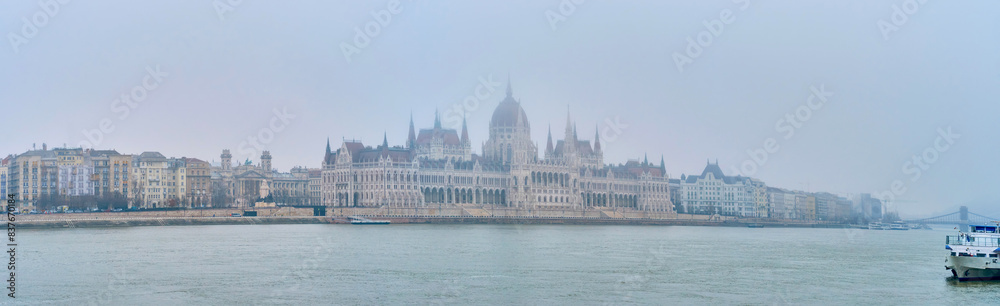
2;0;998;218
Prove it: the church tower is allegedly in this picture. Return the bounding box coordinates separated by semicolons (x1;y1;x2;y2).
221;149;232;171
261;151;272;176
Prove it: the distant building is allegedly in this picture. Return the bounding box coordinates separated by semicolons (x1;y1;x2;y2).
184;158;211;207
835;196;853;221
212;150;310;207
411;112;472;162
165;158;188;205
7;144;60;210
88;150;129;198
679;161;766;217
321;81;674;212
854;193;883;220
131;152;172;208
796;193;816;220
271;166;311;205
57;163;94;197
52;147;85;166
0;156;10;200
814;192;839;221
4;146;137;210
767;187;792;219
308;169;322;205
668;178;682;213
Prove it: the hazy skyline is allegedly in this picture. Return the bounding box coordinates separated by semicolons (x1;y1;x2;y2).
3;0;999;218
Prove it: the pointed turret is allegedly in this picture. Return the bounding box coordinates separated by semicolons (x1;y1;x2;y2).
434;109;442;130
460;113;469;144
326;137;331;153
593;124;602;153
506;74;513;98
379;132;390;159
660;155;666;174
564;106;576;155
546;124;554;156
644;153;649;166
407;112;416;149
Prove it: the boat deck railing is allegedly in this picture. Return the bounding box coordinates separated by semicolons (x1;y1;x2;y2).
946;235;1000;247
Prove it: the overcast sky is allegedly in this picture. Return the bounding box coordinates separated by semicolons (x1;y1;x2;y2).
2;0;998;218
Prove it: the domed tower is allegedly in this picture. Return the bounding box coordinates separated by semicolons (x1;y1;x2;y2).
483;77;537;165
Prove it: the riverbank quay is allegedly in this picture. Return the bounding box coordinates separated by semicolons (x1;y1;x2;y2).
18;216;329;229
16;207;844;229
333;216;839;227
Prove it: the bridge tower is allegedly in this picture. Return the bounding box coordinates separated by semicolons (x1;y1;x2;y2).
960;206;969;231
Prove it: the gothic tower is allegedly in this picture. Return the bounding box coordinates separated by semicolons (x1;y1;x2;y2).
407;112;416;149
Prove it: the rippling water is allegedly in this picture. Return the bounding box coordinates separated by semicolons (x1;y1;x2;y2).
16;224;1000;305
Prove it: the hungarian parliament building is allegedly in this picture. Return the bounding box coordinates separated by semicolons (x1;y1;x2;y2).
320;81;674;213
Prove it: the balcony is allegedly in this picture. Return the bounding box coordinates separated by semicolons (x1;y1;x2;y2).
946;235;1000;247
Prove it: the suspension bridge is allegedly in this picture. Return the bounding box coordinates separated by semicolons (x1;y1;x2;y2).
906;206;1000;230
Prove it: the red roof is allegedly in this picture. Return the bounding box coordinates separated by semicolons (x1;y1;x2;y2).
416;128;461;146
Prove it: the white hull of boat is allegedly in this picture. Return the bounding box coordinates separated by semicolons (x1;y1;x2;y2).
946;256;1000;281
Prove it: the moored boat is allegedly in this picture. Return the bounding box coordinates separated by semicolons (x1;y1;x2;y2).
889;221;909;230
349;216;391;225
945;223;1000;281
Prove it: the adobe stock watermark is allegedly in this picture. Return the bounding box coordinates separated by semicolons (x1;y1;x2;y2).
600;116;628;144
339;0;407;63
213;0;246;21
877;0;929;41
612;244;670;303
7;0;71;54
442;74;502;130
79;66;169;149
730;84;833;177
873;126;958;204
545;0;587;32
236;107;296;161
430;280;465;306
266;236;333;301
672;0;751;73
89;257;134;305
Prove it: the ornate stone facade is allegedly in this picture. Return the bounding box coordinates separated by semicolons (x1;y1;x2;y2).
321;81;674;213
214;150;311;207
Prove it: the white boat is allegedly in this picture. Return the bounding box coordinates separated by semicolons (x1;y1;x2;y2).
889;221;909;230
349;216;391;225
868;222;884;230
945;223;1000;281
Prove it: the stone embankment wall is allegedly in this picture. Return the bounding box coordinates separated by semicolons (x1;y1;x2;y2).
18;207;318;222
20;205;828;229
20;216;327;229
19;205;690;222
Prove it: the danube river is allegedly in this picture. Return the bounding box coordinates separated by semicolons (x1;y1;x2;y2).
17;224;1000;305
